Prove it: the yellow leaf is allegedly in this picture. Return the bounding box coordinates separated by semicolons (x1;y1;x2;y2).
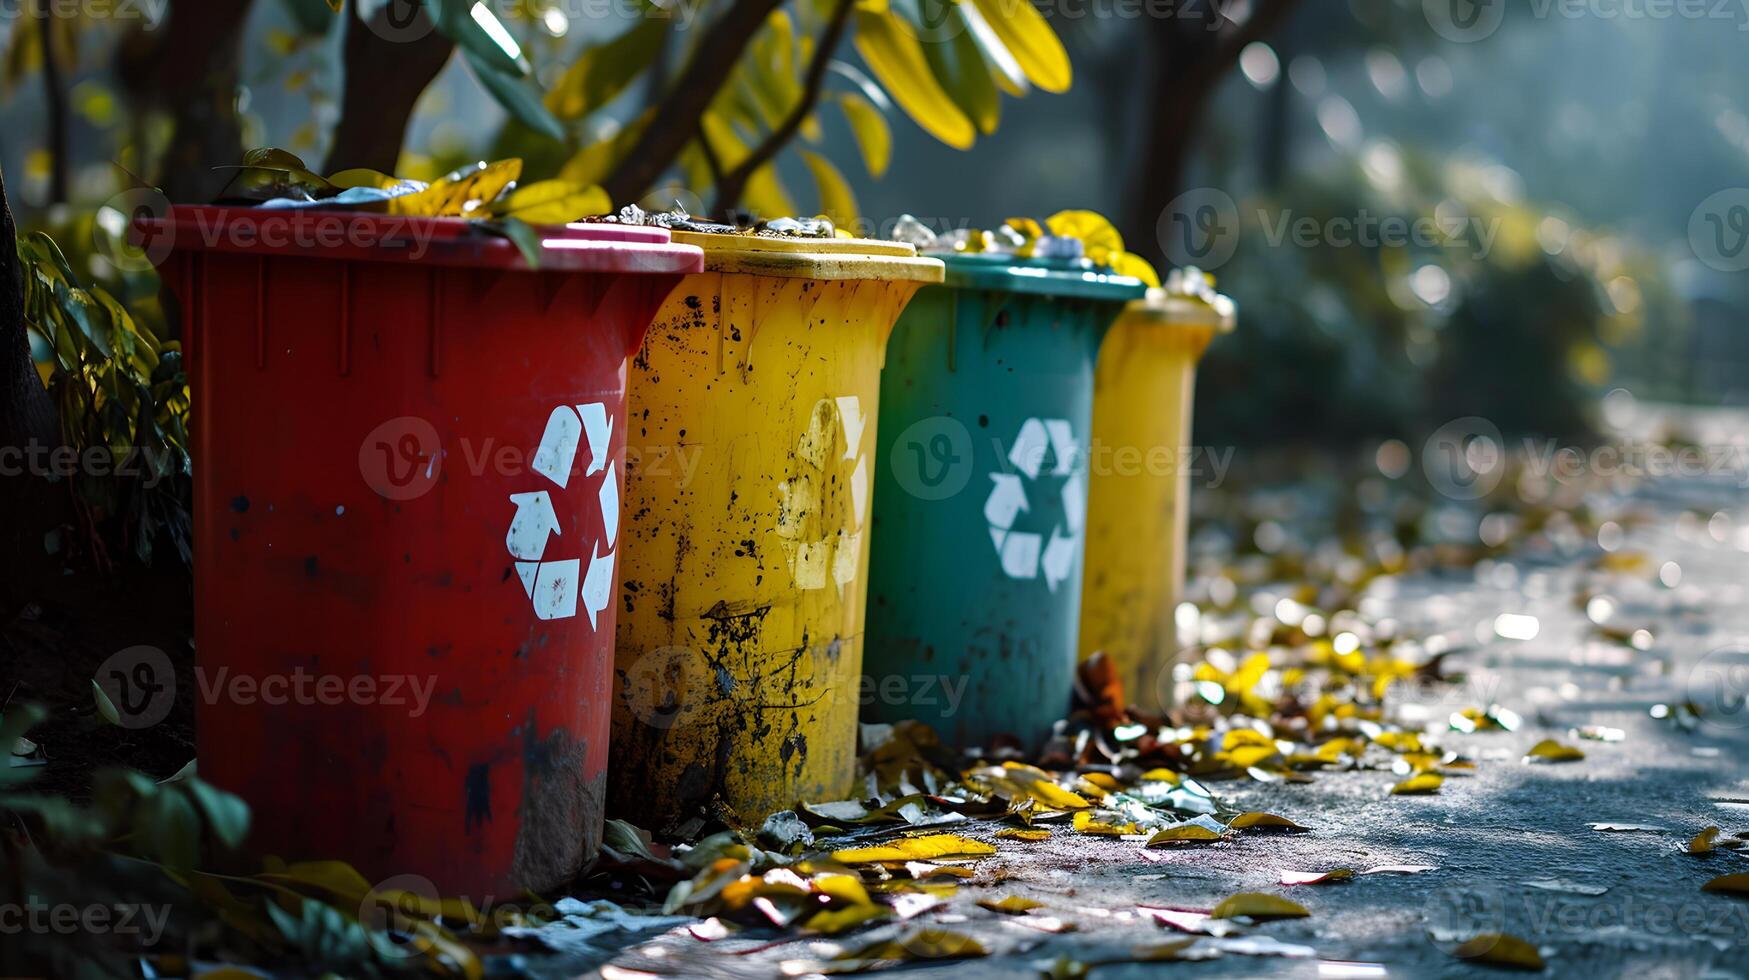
1391;773;1444;795
1209;892;1310;920
853;8;975;149
544;17;666;120
1702;872;1749;895
1071;811;1138;837
839;928;988;960
1280;868;1355;885
798;149;857;228
837;92;892;178
327;167;403;191
989;762;1092;811
256;860;374;908
967;0;1070;92
1144;824;1224;846
1687;826;1721;855
978;895;1043;914
1524;739;1584;763
1229;812;1308;833
493;179;611;224
1046;209;1123;265
560;108;655;186
1450;933;1545;970
386;159;521;217
807;901;890;934
1111;251;1159;286
833;833;996;864
995;828;1050;841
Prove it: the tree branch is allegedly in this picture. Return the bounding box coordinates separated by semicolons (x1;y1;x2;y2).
714;0;854;212
601;0;789;206
35;1;69;204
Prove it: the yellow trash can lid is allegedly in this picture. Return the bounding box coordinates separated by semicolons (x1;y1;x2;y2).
669;230;946;283
1124;271;1237;333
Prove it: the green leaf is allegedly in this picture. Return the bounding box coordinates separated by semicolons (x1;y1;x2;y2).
186;778;251;850
837;92;891;177
428;0;525;79
544;15;668;120
921;3;1000;135
465;51;564;141
489;217;545;269
141;780;201;871
92;679;121;725
967;0;1069;92
276;0;339;35
799;149;857;227
853;7;975;149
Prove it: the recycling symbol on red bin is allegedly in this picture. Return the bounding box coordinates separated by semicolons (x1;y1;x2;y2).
505;403;619;625
985;417;1085;592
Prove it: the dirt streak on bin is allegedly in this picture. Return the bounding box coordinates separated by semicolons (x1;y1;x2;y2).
150;206;701;896
610;232;942;831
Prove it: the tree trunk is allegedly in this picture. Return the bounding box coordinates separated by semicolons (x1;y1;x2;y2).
1120;0;1303;268
119;0;257;203
0;169;70;615
325;2;457;174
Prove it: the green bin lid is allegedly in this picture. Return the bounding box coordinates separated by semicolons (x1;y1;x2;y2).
935;252;1148;302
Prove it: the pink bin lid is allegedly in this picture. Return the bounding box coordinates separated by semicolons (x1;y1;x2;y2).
138;206;704;275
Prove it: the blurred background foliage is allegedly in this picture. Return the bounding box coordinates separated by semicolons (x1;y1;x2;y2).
1;0;1743;463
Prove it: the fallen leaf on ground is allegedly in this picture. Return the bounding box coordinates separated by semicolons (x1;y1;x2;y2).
1209;892;1310;920
1361;865;1437;875
1072;810;1140;836
1702;873;1749;896
978;895;1043;914
1524;878;1609;896
1138;906;1241;937
1524;739;1584;763
1391;773;1444;795
1229;812;1309;833
837;928;989;962
1588;823;1666;832
1145;823;1225;845
1686;827;1721;854
1450;933;1545;970
832;834;995;864
1280;868;1354;885
995;828;1050;842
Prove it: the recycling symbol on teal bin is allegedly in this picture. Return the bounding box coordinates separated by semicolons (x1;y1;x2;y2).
984;417;1085;592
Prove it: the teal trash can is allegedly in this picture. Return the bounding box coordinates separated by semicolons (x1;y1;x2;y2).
864;252;1145;749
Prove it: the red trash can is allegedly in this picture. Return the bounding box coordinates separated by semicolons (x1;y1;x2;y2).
149;206;702;898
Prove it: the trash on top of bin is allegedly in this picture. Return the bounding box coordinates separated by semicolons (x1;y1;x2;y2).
148;157;703;897
605;207;944;833
864;212;1149;752
1080;268;1235;714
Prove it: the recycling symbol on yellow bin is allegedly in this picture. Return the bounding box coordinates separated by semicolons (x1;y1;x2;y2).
985;417;1084;592
777;395;870;594
505;403;620;625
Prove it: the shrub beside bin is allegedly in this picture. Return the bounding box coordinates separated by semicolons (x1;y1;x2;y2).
609;232;943;830
1078;279;1236;713
153;206;702;896
863;251;1145;750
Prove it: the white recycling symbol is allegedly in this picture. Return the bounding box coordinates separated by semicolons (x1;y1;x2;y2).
505;403;620;625
776;396;870;594
985;417;1084;592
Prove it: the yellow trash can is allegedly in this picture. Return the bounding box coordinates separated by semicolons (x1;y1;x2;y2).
1078;275;1235;713
610;231;943;830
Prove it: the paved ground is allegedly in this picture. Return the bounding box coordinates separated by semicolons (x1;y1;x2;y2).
520;465;1749;980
